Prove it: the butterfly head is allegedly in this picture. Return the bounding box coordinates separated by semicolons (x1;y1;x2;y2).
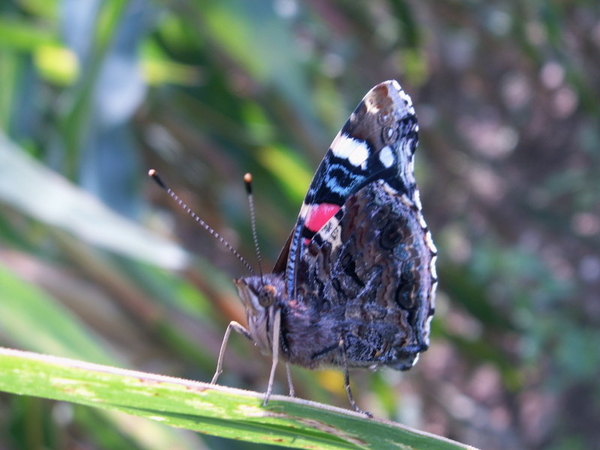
234;274;285;355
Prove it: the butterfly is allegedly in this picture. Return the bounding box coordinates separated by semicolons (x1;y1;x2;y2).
211;80;438;416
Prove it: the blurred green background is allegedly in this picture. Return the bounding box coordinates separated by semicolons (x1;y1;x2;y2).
1;0;599;449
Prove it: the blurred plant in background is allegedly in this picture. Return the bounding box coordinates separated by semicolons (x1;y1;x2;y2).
1;0;599;449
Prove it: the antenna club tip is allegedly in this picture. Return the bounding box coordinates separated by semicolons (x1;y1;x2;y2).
148;169;167;190
244;173;253;194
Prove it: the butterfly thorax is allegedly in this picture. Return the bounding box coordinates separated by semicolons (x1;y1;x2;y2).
235;274;341;368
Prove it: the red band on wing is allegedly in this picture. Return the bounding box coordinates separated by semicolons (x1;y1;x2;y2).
304;203;341;233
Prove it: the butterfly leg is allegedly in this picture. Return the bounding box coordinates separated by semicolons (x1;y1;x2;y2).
211;321;252;384
285;363;295;397
264;308;282;406
340;338;373;418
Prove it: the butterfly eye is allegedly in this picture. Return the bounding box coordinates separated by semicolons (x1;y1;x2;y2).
258;285;276;307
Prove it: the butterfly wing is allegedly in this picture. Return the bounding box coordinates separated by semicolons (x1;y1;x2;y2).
296;180;437;368
276;80;437;368
275;81;421;290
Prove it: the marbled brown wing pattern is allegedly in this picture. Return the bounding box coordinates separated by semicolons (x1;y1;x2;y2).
282;179;436;370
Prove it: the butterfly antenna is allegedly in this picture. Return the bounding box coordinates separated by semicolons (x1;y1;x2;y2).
243;173;264;282
148;169;256;276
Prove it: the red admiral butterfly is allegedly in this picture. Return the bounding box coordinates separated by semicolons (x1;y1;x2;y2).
211;80;437;416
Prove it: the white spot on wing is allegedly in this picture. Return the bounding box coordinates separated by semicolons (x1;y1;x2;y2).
430;254;438;279
330;133;370;168
425;231;437;253
379;145;394;168
317;215;342;249
429;280;437;309
413;189;422;210
425;314;433;336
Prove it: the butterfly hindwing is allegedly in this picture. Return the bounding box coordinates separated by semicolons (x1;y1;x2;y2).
289;179;436;368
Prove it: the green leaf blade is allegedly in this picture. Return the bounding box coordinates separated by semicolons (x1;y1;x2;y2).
0;348;477;450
